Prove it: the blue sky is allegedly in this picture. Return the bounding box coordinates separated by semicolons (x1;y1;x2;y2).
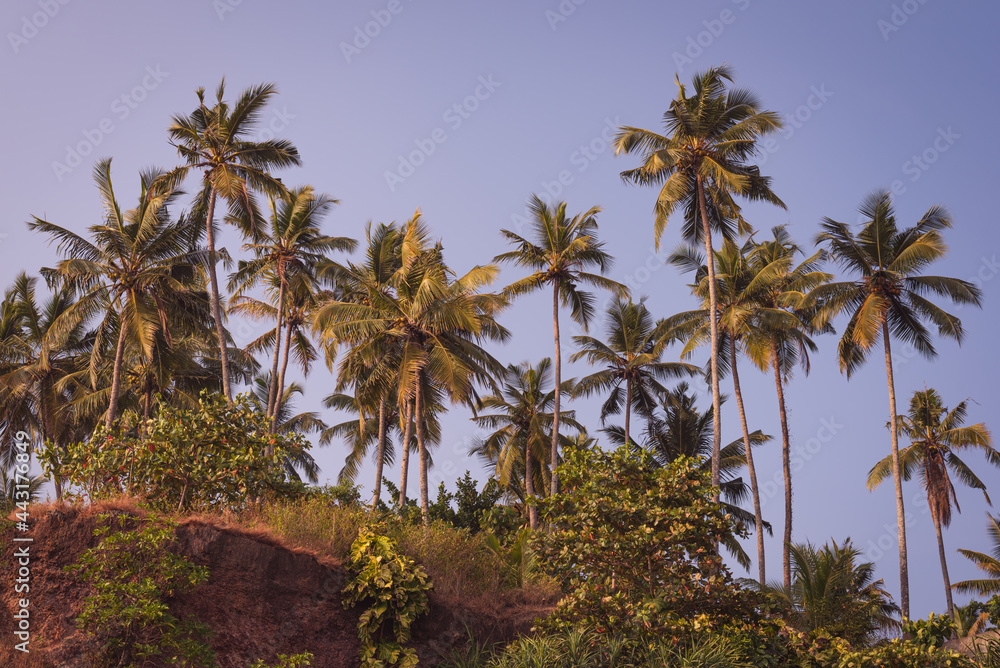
3;0;998;618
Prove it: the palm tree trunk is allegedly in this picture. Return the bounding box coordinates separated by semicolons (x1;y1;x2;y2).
525;439;538;529
371;397;387;511
143;387;152;427
105;315;130;429
551;282;562;496
267;277;287;418
770;335;793;591
732;337;765;585
696;176;722;502
883;321;910;620
270;320;294;434
398;398;413;507
931;505;955;618
415;371;430;527
204;188;233;402
624;379;632;447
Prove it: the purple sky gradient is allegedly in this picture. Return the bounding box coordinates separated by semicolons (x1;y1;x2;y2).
3;0;998;618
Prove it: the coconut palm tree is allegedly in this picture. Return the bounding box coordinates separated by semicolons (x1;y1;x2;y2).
228;185;354;423
166;80;302;401
954;517;1000;597
613;64;785;499
570;299;698;445
470;358;582;529
249;375;324;483
315;214;509;525
495;195;627;495
868;388;996;617
27;159;202;429
814;190;983;619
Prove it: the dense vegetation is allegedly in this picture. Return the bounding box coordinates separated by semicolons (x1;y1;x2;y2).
3;64;999;665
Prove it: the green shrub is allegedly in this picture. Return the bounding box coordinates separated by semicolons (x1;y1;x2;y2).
249;652;314;668
787;631;973;668
901;612;955;650
66;513;215;667
40;392;309;511
342;527;433;668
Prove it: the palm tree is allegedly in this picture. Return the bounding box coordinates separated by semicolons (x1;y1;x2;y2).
613;64;785;499
470;358;582;529
249;375;324;483
868;388;996;617
27;159;201;429
570;299;697;445
814;190;983;618
495;195;627;495
954;515;1000;598
315;214;509;525
166;80;302;401
229;185;354;425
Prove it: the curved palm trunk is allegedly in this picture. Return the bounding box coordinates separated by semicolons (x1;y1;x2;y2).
270;321;294;434
142;387;152;428
770;335;793;590
732;337;765;585
551;282;562;496
883;321;910;620
696;177;722;502
624;379;632;447
931;506;955;618
525;439;538;529
266;278;287;418
105;315;130;429
398;398;414;507
204;188;233;402
371;397;387;511
414;371;430;527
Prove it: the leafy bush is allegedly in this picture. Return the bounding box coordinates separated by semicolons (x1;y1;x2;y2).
342;527;433;668
249;652;314;668
531;446;758;641
40;392;309;511
787;631;973;668
66;513;215;667
901;612;955;650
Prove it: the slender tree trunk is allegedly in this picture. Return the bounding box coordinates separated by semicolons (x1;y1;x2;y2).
270;321;294;434
624;379;632;447
415;372;430;527
267;277;287;418
105;315;130;429
525;439;538;529
143;388;152;428
204;188;233;402
770;335;793;591
551;282;561;496
696;177;722;502
732;337;765;585
931;506;955;618
883;321;910;620
371;397;387;511
398;398;413;507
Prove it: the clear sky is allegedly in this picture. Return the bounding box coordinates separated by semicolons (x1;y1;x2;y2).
3;0;998;619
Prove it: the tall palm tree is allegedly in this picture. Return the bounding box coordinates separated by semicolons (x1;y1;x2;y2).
166;80;302;401
229;185;354;424
613;64;785;499
470;358;582;529
814;190;983;619
249;375;324;483
315;214;509;525
868;388;996;617
570;299;697;445
27;159;201;428
495;195;627;495
954;515;1000;598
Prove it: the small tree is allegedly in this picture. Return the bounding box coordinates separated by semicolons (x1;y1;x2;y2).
531;446;757;640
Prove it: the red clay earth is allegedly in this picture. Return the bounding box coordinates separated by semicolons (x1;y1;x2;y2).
0;502;551;667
